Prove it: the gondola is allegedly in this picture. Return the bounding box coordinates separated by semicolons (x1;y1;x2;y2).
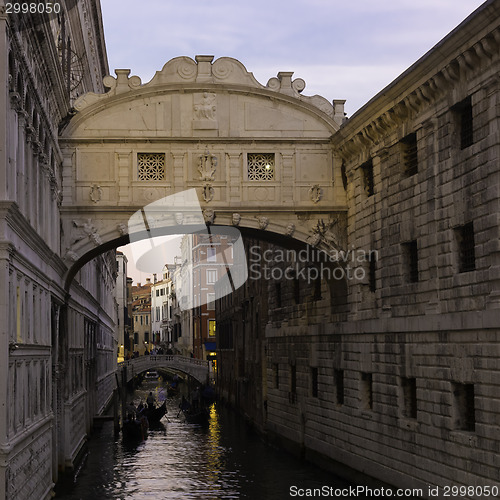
122;415;148;441
183;406;209;425
143;401;167;424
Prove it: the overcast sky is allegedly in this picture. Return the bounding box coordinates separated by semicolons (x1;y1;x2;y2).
106;0;486;283
100;0;485;116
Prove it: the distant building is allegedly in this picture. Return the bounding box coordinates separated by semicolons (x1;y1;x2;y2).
151;265;177;351
191;233;234;364
115;251;131;362
131;279;153;355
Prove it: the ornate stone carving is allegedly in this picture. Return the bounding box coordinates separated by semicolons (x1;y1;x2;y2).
117;223;128;236
64;250;79;262
137;153;165;181
203;209;215;224
198;149;217;181
72;219;102;247
307;217;346;251
194;92;217;129
286;223;295;236
89;184;103;203
247;153;275;181
232;213;241;226
309;184;322;203
175;213;184;225
202;183;215;203
258;216;269;230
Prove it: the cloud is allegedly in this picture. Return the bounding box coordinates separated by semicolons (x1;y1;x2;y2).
100;0;484;114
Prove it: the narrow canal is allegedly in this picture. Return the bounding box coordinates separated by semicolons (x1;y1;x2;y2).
55;376;365;499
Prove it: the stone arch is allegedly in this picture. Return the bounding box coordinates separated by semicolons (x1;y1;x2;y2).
63;218;342;292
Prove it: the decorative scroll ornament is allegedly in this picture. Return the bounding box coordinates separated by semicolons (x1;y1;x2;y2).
202;183;215;202
203;209;215;224
198;149;217;181
309;184;322;204
72;219;102;246
258;216;269;230
286;223;295;236
89;184;103;203
232;213;241;226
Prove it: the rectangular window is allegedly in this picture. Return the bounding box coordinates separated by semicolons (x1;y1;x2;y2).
293;277;300;304
248;153;275;181
455;222;475;272
335;369;344;405
368;257;376;292
207;247;217;262
401;377;417;419
274;363;279;389
361;159;374;197
275;283;282;308
208;319;216;337
290;364;297;402
207;293;215;310
137;152;166;180
361;372;373;410
313;276;322;301
160;288;165;296
402;240;419;283
156;289;159;297
207;269;217;284
311;367;318;398
452;382;475;431
453;97;473;149
400;133;418;176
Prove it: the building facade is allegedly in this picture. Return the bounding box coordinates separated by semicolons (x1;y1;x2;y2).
115;251;130;362
131;280;153;355
151;265;177;350
216;1;500;493
1;2;115;499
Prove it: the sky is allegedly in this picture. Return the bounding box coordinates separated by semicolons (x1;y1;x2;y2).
100;0;486;116
105;0;486;283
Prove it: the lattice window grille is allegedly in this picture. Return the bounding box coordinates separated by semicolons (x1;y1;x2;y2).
137;153;165;180
247;153;275;181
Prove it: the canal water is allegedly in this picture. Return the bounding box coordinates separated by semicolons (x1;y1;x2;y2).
55;377;363;500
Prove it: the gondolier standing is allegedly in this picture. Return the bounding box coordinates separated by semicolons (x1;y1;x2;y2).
146;392;156;409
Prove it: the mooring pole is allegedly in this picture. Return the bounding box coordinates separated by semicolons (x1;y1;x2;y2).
121;366;127;424
113;387;120;435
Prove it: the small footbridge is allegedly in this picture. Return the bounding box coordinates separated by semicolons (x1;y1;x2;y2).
117;355;211;384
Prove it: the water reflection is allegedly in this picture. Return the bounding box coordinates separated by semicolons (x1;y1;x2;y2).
56;378;356;499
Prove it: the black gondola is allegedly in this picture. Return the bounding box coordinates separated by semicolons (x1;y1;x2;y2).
142;401;167;424
183;407;209;425
122;415;148;441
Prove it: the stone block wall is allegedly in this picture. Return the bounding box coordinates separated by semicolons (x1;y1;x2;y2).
264;1;500;494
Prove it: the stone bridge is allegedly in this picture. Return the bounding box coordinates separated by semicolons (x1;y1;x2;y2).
59;55;348;286
118;355;211;384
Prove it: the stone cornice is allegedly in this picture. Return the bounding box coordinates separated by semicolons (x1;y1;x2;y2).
59;136;333;145
332;0;500;159
0;201;67;277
